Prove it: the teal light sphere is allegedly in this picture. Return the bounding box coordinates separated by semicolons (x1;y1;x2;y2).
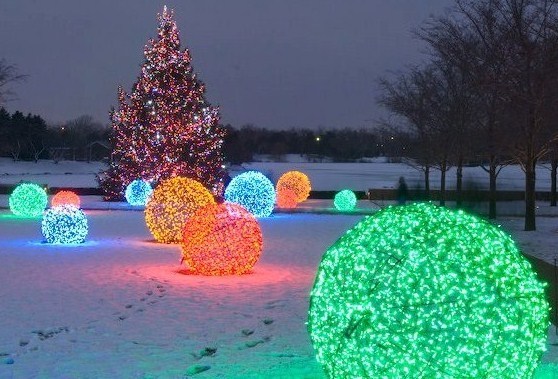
42;205;89;244
224;171;275;217
333;189;357;211
308;203;548;379
9;183;48;217
125;179;153;206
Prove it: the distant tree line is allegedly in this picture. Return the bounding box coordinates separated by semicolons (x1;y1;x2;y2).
0;108;109;162
223;124;402;164
377;0;558;230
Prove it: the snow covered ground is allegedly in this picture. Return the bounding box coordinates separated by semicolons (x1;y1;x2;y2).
2;158;558;377
0;211;360;378
0;209;558;378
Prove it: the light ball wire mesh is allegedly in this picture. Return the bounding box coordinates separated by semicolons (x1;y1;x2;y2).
308;202;549;379
224;171;275;217
9;183;48;217
42;205;88;244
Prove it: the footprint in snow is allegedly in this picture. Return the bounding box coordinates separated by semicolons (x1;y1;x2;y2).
32;326;70;341
242;336;271;349
191;347;217;360
264;299;286;309
185;364;211;376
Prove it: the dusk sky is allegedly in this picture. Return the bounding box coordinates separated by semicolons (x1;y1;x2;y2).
0;0;453;130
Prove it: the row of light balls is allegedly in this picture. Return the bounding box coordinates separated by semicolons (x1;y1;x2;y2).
137;171;318;276
127;171;359;216
9;183;88;244
8;171;357;274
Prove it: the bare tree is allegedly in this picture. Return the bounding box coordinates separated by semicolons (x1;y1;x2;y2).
422;61;476;207
378;67;437;198
0;59;26;105
499;0;558;230
379;63;470;206
418;0;512;219
419;0;558;229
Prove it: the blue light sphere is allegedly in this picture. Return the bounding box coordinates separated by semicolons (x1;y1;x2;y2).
9;183;48;217
334;189;357;211
42;205;88;244
125;179;153;206
224;171;276;217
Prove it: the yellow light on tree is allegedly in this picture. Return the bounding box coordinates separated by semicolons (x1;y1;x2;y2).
308;203;548;378
145;177;215;243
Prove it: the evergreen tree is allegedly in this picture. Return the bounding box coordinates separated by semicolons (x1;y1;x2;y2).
100;6;226;200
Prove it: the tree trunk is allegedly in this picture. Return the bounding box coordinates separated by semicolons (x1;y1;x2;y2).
551;159;557;206
440;161;446;206
424;165;430;200
456;156;463;208
489;161;497;219
524;161;537;231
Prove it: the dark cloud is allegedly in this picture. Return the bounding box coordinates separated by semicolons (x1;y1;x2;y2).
0;0;453;129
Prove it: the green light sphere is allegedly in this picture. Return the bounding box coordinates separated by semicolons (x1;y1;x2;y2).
308;203;548;379
333;189;357;211
9;183;48;217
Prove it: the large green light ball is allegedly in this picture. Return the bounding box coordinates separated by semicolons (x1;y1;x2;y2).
9;183;48;217
333;189;357;211
308;203;548;379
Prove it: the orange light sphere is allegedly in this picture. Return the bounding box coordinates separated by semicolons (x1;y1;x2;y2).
182;202;263;276
276;188;299;208
51;190;81;208
276;171;311;203
145;177;215;243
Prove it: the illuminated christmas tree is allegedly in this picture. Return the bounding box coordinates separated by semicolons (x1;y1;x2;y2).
100;6;226;200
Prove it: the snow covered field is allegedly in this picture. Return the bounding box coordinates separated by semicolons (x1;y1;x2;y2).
0;159;104;188
2;158;558;377
1;157;556;191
